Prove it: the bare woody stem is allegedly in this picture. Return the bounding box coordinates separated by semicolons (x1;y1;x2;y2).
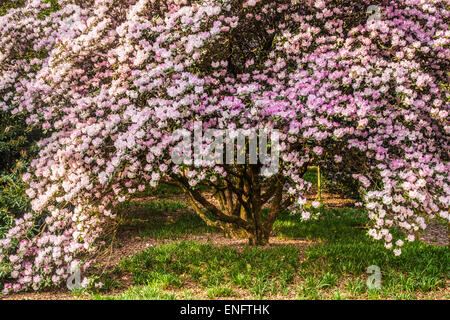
169;162;309;245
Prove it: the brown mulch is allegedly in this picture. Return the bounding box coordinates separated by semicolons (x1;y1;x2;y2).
419;222;448;247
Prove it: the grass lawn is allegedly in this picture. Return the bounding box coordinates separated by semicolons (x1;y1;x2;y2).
87;203;449;300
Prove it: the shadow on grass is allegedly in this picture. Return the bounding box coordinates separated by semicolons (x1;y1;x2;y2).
100;206;448;299
102;241;299;300
274;208;449;297
116;199;218;239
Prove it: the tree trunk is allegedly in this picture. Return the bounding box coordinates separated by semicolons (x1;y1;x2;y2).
248;228;270;245
171;163;309;246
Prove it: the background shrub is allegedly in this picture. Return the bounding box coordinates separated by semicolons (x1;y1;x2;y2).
0;111;43;237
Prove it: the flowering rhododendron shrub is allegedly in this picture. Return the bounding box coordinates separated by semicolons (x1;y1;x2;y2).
0;0;448;293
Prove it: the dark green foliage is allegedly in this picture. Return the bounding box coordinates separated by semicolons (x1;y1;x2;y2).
0;111;41;172
0;0;27;16
0;111;42;237
303;167;362;201
0;161;31;237
0;111;43;238
323;172;362;200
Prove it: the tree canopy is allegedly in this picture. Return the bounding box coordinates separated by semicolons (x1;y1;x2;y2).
0;0;448;293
